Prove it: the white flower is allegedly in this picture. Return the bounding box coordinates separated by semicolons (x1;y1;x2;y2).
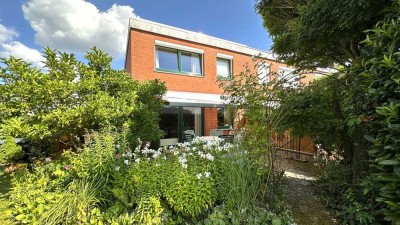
178;156;187;164
45;157;51;162
152;151;161;159
115;166;120;171
124;160;130;165
181;163;187;169
205;153;214;161
135;158;141;163
204;171;211;178
127;151;133;157
116;144;120;149
196;173;202;179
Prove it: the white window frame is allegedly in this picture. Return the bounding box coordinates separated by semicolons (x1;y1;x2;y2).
278;66;299;88
257;62;270;84
216;53;233;80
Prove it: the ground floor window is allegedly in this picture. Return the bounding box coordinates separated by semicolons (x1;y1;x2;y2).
160;106;203;142
159;106;234;144
217;108;233;128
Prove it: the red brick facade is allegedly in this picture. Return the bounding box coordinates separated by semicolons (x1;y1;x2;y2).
125;20;318;143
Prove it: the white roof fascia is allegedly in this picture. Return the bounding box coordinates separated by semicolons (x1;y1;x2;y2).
130;18;275;60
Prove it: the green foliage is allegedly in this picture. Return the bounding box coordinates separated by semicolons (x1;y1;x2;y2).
63;127;123;180
0;47;166;154
216;149;265;217
277;77;344;150
351;1;400;222
133;197;163;224
0;136;24;164
38;178;103;225
314;163;383;225
255;0;389;69
218;61;290;171
7;128;294;224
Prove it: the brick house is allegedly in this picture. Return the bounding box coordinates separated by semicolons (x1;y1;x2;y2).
124;17;323;148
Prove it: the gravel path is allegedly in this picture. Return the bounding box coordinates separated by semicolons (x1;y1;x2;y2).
283;160;338;225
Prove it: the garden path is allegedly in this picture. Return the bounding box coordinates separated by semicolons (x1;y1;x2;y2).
283;159;338;225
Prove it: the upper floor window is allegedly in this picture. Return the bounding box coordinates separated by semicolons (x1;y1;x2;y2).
155;40;203;76
278;66;299;88
257;62;270;84
216;53;233;80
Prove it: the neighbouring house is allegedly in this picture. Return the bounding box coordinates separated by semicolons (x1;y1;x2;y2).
124;17;324;158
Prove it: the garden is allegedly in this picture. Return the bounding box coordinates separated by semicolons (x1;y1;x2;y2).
0;46;292;224
1;0;400;224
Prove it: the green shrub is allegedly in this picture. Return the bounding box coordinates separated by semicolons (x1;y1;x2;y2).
133;197;163;225
38;178;103;225
0;136;24;164
7;131;293;224
0;47;166;154
314;162;384;225
8;168;63;224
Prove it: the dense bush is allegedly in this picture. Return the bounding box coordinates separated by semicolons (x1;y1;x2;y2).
0;137;24;165
314;162;386;225
0;48;166;155
353;1;400;222
6;128;293;224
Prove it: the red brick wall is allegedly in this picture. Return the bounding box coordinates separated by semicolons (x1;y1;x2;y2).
126;28;283;94
125;28;317;136
204;108;218;136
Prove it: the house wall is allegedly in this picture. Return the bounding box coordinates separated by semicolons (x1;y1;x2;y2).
126;26;319;149
126;28;283;94
204;108;218;136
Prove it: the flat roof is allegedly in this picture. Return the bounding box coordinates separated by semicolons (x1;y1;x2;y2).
129;17;275;60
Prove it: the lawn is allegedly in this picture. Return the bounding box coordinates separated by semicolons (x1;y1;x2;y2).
0;171;14;225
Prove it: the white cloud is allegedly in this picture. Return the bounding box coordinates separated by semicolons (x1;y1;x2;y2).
0;23;18;43
22;0;135;59
0;23;44;68
1;41;44;67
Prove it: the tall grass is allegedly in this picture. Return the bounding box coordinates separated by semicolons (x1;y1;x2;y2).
38;178;103;225
217;149;267;221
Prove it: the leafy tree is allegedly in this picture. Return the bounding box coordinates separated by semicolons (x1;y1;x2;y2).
255;0;391;181
277;77;343;150
255;0;389;69
0;47;166;154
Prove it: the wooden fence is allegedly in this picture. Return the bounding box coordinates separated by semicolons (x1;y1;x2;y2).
272;131;316;161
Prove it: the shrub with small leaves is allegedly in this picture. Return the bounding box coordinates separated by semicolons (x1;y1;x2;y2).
0;136;24;164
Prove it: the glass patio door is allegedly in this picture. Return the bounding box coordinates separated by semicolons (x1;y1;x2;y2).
160;106;203;143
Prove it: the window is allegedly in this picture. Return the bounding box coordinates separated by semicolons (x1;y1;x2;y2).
155;46;203;76
278;67;299;88
217;108;232;128
257;62;270;84
216;53;233;80
217;58;232;79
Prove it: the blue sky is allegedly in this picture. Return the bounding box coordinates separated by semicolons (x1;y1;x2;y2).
0;0;272;69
